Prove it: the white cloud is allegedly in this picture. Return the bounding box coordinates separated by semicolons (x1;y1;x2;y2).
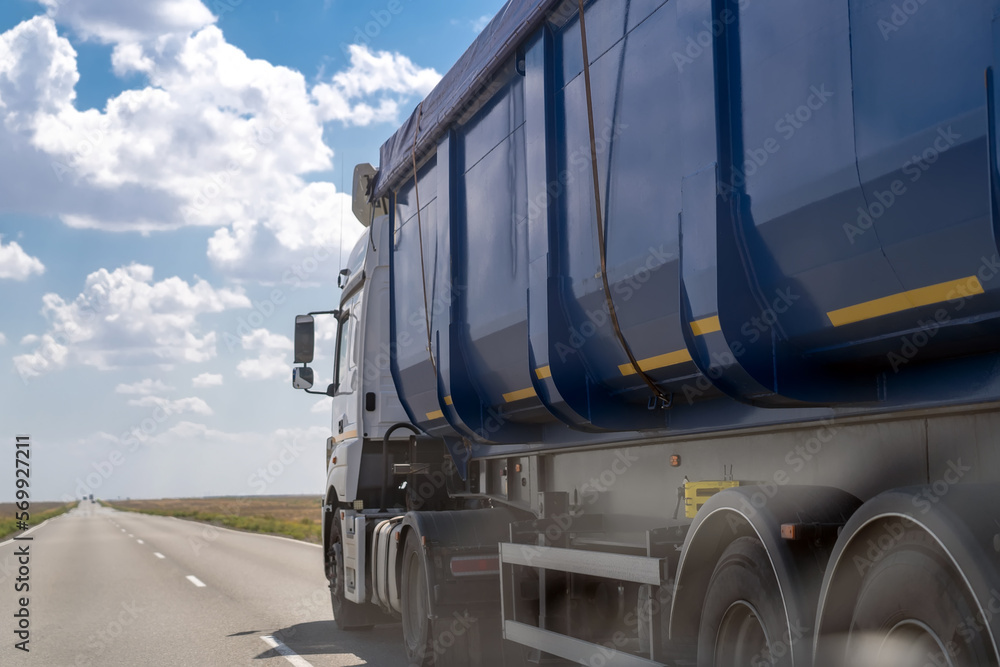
12;334;68;377
0;16;437;281
127;395;213;416
0;17;78;120
13;263;249;378
0;236;45;280
37;0;216;43
0;18;181;233
116;378;174;395
192;372;223;387
0;333;6;345
236;328;292;381
312;45;440;125
311;397;332;414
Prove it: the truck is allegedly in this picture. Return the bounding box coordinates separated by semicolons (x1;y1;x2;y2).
291;0;1000;665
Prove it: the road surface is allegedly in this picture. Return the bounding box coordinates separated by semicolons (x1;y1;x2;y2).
0;501;407;666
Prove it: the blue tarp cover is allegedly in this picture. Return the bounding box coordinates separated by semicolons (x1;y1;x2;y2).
371;0;566;199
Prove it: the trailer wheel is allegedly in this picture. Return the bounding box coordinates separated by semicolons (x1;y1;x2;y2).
837;526;994;667
698;536;791;667
328;524;373;631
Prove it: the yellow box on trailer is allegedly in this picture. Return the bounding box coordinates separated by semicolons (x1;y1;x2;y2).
684;481;741;519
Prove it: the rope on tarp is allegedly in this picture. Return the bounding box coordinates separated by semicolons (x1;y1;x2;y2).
576;0;672;409
410;102;439;382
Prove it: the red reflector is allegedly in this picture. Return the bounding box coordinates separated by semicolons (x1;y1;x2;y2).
449;556;500;576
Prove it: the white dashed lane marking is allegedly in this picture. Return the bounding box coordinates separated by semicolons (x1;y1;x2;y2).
260;636;315;667
186;575;206;588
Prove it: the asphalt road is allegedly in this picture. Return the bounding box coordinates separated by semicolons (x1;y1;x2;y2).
0;501;407;666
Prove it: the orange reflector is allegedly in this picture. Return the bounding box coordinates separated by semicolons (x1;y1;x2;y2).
670;455;681;467
450;556;500;576
780;524;799;540
515;463;522;473
332;456;337;464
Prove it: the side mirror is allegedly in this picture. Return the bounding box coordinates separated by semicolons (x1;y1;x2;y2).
352;162;389;226
292;366;315;390
294;315;315;364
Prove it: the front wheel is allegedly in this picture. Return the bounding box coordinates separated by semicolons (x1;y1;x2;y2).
328;519;373;631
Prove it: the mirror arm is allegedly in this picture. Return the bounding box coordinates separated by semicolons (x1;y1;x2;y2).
308;309;341;318
302;383;337;397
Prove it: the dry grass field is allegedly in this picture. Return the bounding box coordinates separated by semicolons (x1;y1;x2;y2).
103;495;325;543
0;501;78;540
0;501;74;516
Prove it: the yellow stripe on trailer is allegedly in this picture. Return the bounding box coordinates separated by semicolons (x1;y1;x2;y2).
827;276;983;327
618;349;693;376
503;387;537;403
691;316;721;336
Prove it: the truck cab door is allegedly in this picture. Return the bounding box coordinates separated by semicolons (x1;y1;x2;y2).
331;291;361;441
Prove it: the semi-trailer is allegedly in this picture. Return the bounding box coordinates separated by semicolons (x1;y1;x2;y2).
292;0;1000;665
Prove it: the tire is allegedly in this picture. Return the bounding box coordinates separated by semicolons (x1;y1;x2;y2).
698;536;792;667
400;531;503;667
401;531;435;666
328;517;374;631
839;526;996;667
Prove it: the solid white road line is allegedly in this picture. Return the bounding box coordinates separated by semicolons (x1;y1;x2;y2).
136;539;144;544
0;518;52;548
186;575;207;588
154;552;165;559
260;636;316;667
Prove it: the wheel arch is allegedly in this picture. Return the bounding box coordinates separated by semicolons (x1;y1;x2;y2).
813;484;1000;665
322;484;343;574
670;485;861;667
328;436;363;506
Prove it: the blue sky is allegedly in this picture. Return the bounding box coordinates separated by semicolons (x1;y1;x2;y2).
0;0;504;501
